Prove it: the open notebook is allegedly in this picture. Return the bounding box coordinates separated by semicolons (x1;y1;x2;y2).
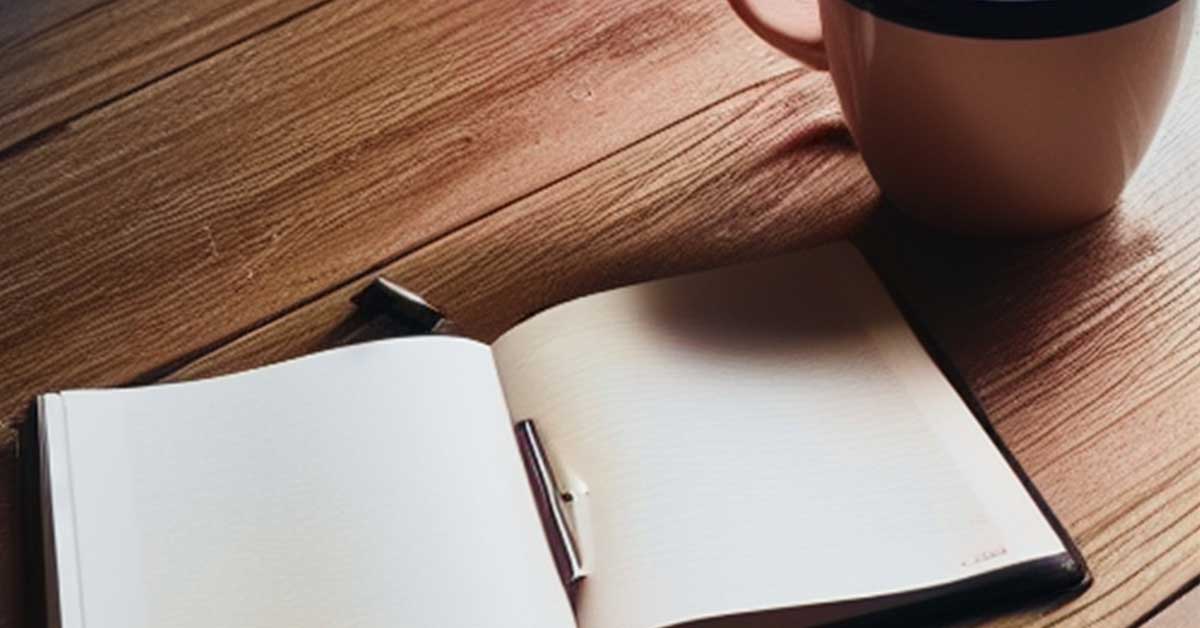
23;242;1088;628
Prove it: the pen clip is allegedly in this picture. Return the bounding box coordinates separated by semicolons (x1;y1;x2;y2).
514;419;587;590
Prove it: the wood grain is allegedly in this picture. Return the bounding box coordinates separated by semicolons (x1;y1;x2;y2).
170;17;1200;628
0;0;106;48
0;0;328;153
169;70;875;380
0;0;793;427
1144;583;1200;628
6;1;1200;627
1;60;868;628
858;31;1200;626
0;3;796;626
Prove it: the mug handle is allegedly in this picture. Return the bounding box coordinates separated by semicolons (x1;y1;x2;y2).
728;0;828;70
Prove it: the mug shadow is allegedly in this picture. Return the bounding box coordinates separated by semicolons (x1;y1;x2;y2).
853;197;1162;421
412;95;878;342
614;194;1161;386
631;242;864;360
590;200;1159;628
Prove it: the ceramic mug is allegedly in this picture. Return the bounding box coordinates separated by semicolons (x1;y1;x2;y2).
730;0;1195;235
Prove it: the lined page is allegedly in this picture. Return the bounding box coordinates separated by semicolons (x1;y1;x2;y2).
493;243;1064;628
41;338;573;628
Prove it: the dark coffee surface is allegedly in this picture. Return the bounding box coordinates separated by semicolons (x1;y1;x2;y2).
844;0;1181;38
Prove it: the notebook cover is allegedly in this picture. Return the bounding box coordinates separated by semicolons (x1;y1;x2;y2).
20;401;47;628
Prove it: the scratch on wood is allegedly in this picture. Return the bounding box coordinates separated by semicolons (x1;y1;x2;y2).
568;78;595;102
202;225;219;259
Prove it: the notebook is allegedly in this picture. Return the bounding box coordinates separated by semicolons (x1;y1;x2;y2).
22;242;1089;628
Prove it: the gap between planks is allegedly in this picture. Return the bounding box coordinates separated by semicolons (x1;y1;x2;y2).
0;0;336;159
150;68;811;386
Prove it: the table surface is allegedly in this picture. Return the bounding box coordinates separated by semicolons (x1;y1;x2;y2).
2;1;1199;626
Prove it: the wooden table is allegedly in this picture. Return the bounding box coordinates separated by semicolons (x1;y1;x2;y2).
1;1;1198;626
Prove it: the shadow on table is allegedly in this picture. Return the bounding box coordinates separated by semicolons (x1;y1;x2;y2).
619;194;1161;417
853;198;1161;416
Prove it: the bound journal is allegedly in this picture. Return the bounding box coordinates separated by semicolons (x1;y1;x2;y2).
24;242;1089;628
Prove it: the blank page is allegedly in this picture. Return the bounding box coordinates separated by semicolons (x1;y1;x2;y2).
40;338;573;628
492;243;1065;628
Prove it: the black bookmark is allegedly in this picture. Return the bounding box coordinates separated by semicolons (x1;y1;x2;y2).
351;277;458;335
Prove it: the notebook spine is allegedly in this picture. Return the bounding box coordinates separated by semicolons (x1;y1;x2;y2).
350;283;585;589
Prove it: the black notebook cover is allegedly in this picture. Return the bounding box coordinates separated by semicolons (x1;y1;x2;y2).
20;401;46;628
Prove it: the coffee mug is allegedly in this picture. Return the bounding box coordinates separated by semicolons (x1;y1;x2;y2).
731;0;1195;234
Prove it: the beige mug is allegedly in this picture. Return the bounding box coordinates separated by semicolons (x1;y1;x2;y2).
730;0;1195;234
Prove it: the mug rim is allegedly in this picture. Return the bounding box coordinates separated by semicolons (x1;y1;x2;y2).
841;0;1183;39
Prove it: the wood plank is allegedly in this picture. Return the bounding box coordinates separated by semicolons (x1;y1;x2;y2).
168;20;1200;628
0;68;872;628
0;0;328;153
0;0;106;47
1144;584;1200;628
9;6;1197;628
167;69;873;380
857;33;1200;627
0;0;794;427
